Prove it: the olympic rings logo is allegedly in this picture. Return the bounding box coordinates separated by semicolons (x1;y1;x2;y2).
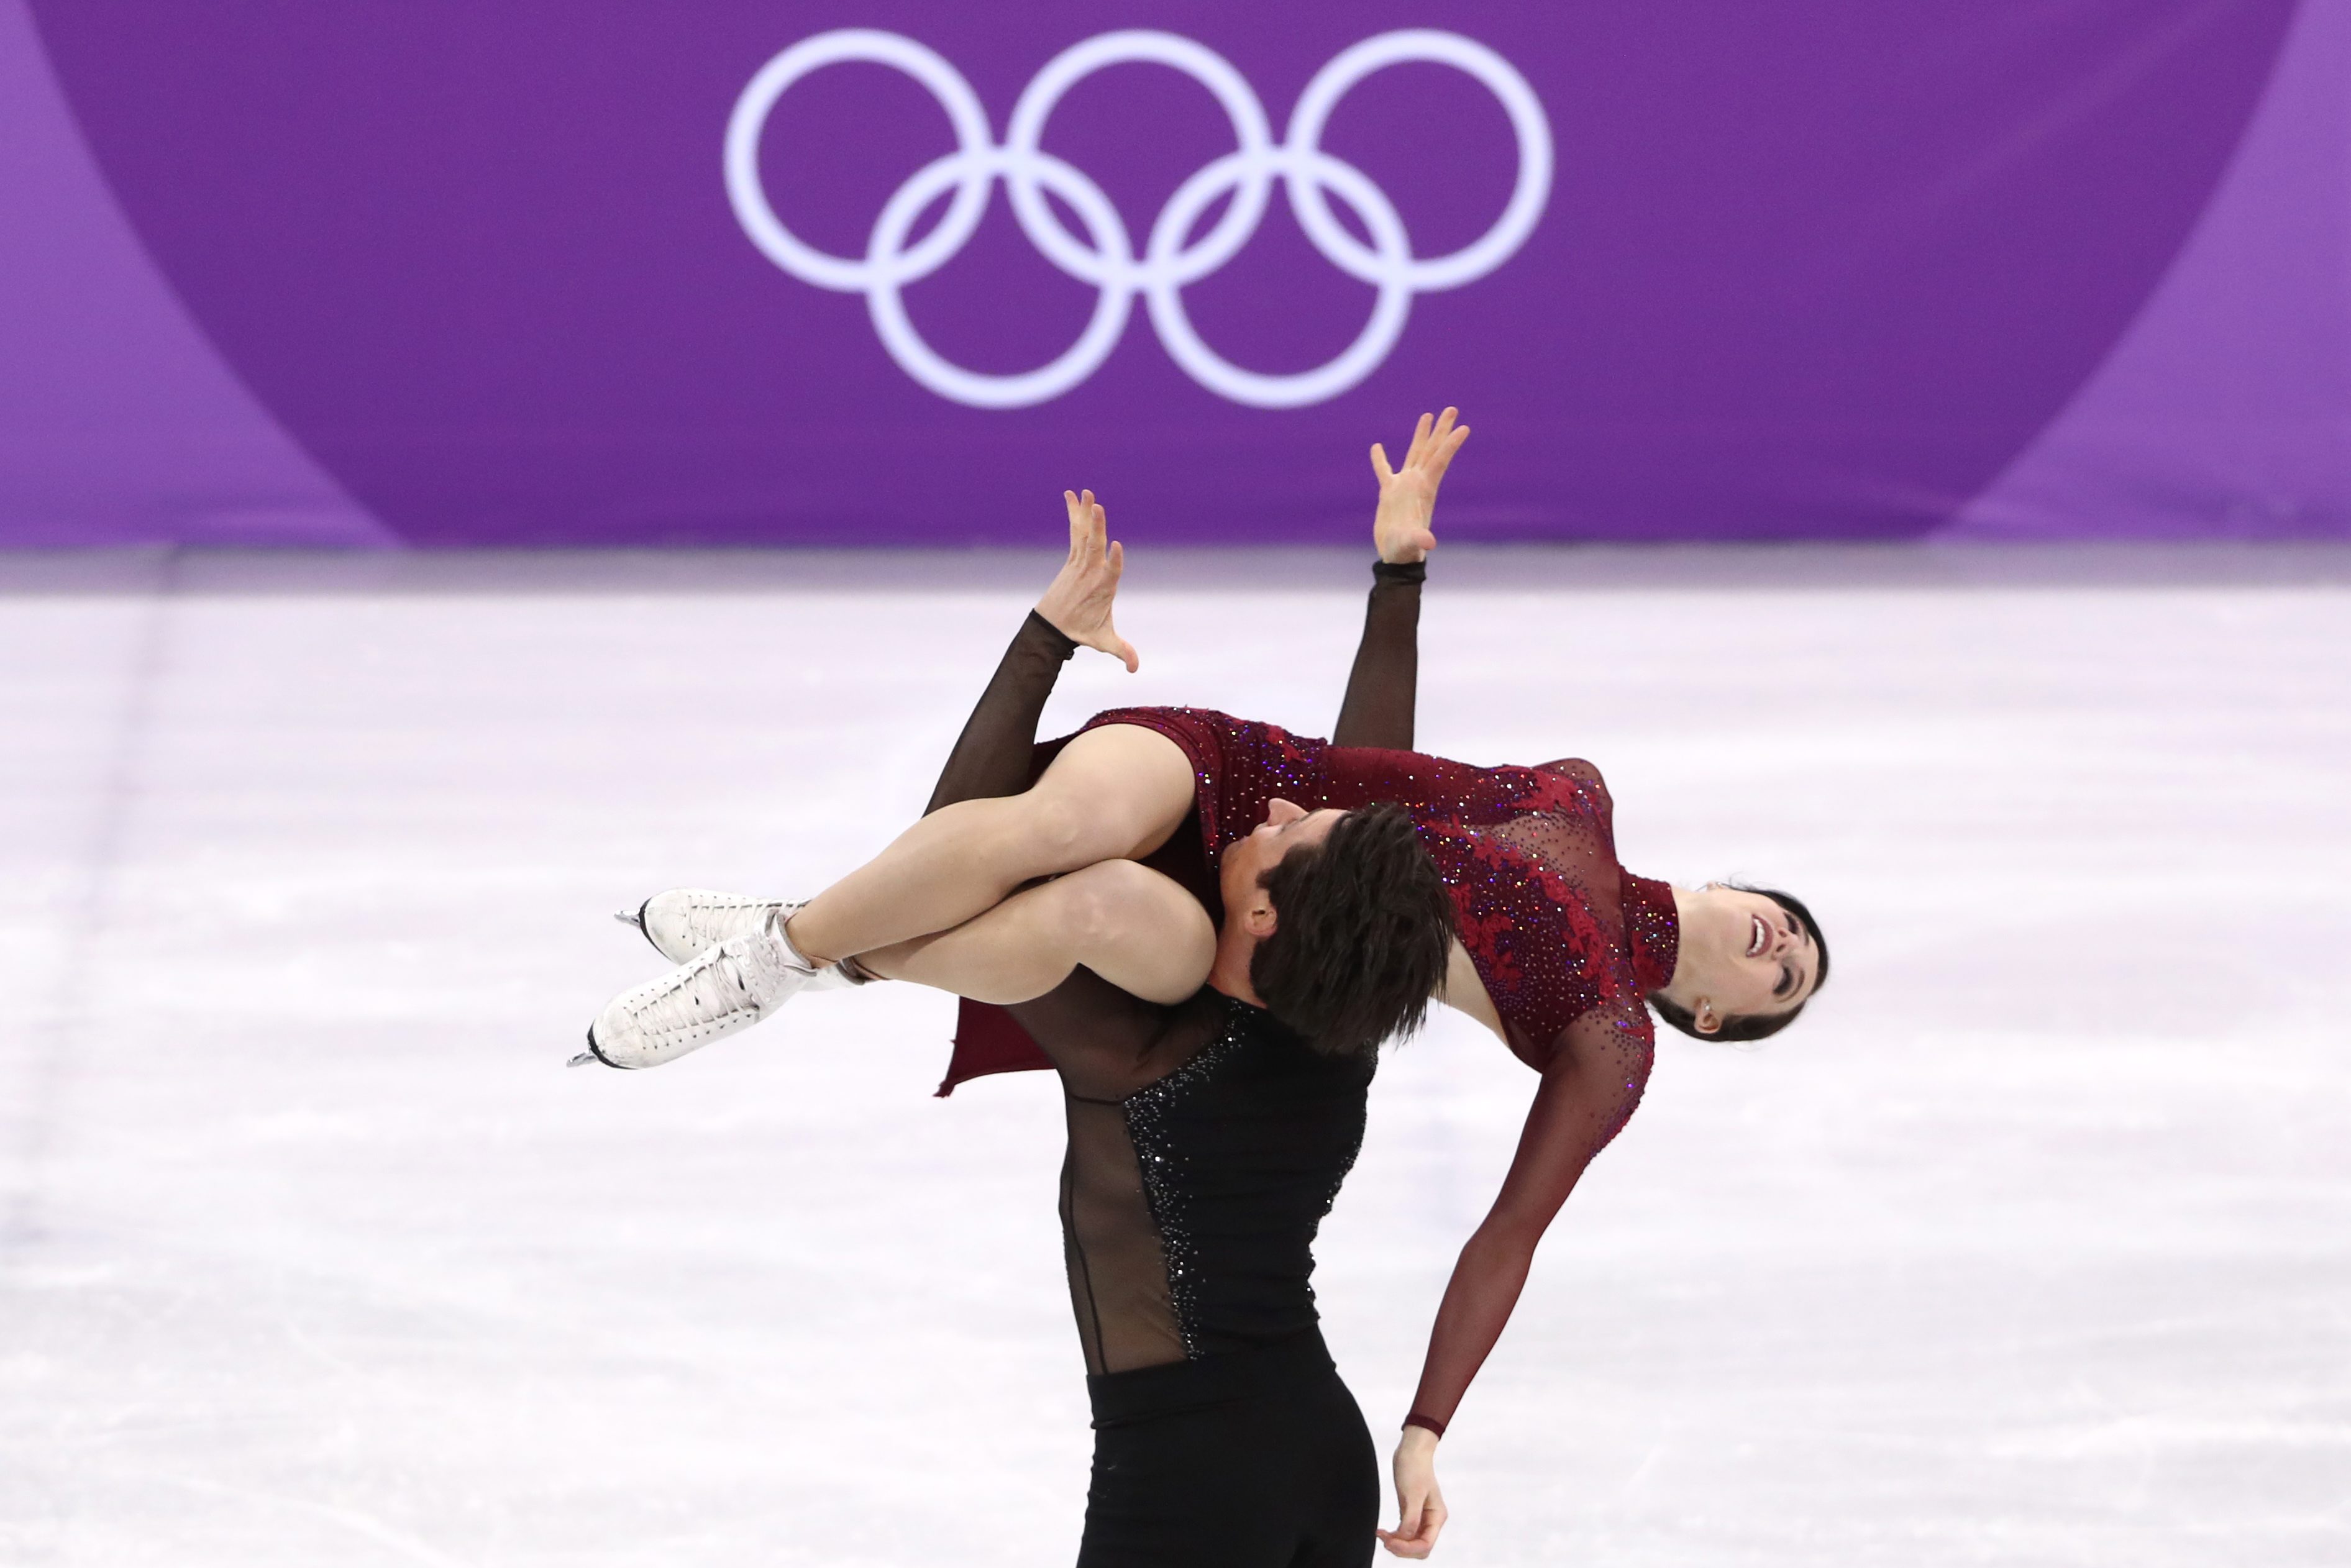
724;29;1553;409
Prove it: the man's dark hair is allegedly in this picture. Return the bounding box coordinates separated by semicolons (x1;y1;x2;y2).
1249;803;1454;1056
1649;887;1830;1044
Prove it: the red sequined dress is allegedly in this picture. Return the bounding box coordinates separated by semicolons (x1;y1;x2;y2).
936;565;1679;1436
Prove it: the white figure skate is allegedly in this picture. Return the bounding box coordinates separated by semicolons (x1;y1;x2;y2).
616;891;863;990
577;928;813;1069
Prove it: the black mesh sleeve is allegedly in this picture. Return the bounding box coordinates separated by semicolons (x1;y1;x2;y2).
1331;560;1423;750
924;610;1079;813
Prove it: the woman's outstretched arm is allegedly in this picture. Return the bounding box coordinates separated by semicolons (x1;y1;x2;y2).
1381;997;1654;1558
1332;408;1466;751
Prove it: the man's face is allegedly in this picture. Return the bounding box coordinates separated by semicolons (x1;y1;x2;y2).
1218;798;1347;924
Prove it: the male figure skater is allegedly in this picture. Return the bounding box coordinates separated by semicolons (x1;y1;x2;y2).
599;439;1466;1562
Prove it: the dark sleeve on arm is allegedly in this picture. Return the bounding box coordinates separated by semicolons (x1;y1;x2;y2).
1404;1000;1654;1435
924;610;1079;813
1331;560;1424;750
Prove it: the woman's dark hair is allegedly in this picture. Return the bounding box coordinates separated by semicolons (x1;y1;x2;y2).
1648;887;1830;1044
1249;803;1454;1057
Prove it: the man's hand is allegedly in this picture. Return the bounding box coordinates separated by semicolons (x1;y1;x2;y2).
1377;1426;1449;1558
1036;488;1139;672
1370;408;1469;565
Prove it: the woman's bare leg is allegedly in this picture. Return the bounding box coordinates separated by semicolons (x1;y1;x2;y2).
858;859;1215;1006
782;724;1197;966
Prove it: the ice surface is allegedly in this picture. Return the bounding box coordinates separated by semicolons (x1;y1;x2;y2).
2;547;2347;1566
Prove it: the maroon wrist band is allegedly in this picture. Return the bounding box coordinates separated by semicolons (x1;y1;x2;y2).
1403;1413;1446;1438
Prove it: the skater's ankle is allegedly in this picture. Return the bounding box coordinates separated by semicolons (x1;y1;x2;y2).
775;911;833;971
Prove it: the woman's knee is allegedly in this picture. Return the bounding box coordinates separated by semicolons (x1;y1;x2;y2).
1049;860;1158;947
1049;861;1213;1000
998;788;1101;872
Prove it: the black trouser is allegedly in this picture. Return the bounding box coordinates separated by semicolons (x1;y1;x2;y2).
1078;1329;1378;1568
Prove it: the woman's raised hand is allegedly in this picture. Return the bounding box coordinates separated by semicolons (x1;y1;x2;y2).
1377;1427;1449;1558
1036;488;1139;672
1369;407;1470;565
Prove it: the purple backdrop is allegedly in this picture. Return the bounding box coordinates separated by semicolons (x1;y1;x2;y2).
1;0;2344;547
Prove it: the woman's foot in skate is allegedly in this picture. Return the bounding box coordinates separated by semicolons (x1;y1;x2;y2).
578;929;813;1069
616;891;866;990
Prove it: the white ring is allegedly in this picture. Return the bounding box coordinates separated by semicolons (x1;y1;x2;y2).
866;150;1136;409
1146;148;1415;409
1285;30;1554;293
726;27;1553;408
723;30;994;293
1003;30;1274;289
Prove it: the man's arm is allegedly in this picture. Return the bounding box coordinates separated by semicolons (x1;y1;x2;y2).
924;611;1079;813
878;492;1193;1087
925;490;1134;813
1331;409;1466;751
1331;561;1425;750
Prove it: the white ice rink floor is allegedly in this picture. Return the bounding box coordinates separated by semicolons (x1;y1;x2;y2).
3;545;2347;1567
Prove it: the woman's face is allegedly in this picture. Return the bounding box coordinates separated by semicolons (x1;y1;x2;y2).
1678;885;1820;1030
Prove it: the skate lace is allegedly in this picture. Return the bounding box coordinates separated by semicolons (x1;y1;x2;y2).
627;937;792;1039
682;897;770;950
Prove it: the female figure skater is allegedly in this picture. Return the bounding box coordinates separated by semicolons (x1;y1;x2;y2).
590;411;1829;1556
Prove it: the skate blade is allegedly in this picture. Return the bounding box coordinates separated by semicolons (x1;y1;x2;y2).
567;1049;600;1068
611;908;644;929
